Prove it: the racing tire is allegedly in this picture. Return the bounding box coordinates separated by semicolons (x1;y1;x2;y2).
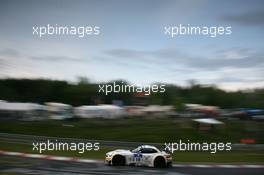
154;156;166;168
112;155;126;166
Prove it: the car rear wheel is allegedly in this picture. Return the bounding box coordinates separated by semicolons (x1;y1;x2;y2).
154;156;166;168
112;155;126;166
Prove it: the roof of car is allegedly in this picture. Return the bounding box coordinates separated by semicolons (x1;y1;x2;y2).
140;145;158;149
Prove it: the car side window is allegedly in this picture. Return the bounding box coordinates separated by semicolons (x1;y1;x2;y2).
140;148;158;154
132;147;141;153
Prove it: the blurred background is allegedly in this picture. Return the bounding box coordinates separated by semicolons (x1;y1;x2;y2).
0;0;263;174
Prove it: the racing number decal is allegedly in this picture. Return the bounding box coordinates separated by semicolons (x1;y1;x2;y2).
143;155;150;161
133;153;143;162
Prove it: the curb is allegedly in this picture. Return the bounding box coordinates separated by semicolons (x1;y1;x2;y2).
1;150;263;168
0;150;100;163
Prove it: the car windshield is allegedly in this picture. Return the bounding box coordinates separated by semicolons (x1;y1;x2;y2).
131;147;141;153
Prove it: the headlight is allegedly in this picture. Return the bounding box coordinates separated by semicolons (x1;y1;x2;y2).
106;153;113;157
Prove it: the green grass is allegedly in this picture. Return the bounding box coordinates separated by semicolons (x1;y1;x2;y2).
0;117;263;163
0;117;263;143
1;141;263;163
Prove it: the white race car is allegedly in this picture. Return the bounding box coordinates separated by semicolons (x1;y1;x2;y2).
105;145;172;168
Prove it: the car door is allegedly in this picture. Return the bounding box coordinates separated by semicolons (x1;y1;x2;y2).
139;148;158;166
132;151;143;165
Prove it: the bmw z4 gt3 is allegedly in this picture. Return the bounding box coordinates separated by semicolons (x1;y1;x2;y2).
105;145;172;168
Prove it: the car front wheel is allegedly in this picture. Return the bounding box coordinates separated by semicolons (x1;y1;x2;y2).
112;155;126;166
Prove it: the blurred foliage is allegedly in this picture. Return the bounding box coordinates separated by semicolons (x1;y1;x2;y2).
0;78;263;109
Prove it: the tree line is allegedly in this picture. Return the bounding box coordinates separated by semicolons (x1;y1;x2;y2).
0;78;263;109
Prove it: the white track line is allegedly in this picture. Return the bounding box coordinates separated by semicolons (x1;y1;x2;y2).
0;150;100;163
1;150;263;168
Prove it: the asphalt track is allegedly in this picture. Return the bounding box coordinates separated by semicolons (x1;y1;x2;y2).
0;132;263;174
0;155;263;175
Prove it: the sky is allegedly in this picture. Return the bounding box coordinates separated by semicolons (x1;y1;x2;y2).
0;0;264;91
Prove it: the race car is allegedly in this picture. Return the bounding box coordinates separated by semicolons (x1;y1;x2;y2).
105;145;172;168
